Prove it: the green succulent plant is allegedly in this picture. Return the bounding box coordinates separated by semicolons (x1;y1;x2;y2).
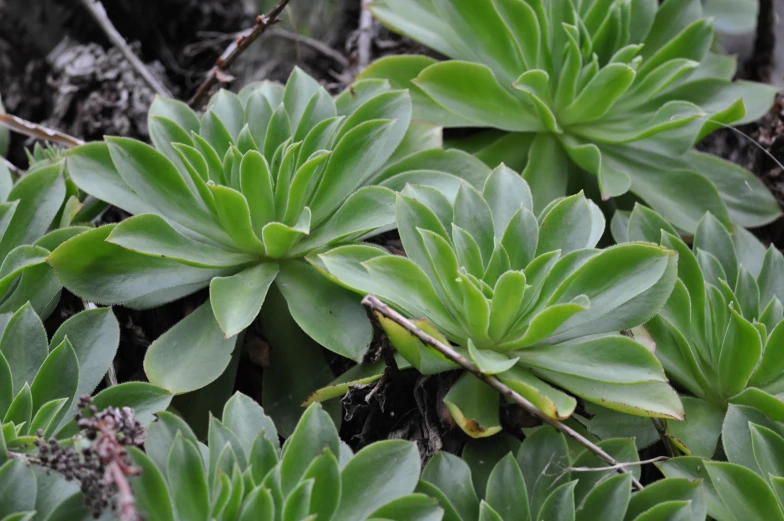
0;305;171;521
50;67;489;403
129;394;439;521
360;0;780;233
317;165;683;437
0;160;92;320
613;204;784;458
660;410;784;521
423;426;707;521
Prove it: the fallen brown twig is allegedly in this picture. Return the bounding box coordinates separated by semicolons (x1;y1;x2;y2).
361;294;646;491
0;114;85;148
188;0;292;108
78;0;171;97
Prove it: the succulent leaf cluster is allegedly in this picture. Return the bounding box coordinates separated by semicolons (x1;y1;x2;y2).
424;426;707;521
614;205;784;458
362;0;780;233
318;166;683;437
129;394;434;521
51;67;488;398
660;411;784;521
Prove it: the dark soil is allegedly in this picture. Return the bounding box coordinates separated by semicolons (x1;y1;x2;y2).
2;0;783;468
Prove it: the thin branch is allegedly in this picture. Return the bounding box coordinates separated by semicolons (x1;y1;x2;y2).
188;0;292;109
357;0;374;71
2;157;20;176
362;294;645;491
78;0;171;97
565;456;669;474
268;27;350;68
0;114;84;148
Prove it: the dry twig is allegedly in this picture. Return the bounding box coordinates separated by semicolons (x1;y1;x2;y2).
0;114;84;148
2;157;20;176
565;456;669;474
77;0;172;97
356;0;375;71
362;294;646;491
188;0;292;108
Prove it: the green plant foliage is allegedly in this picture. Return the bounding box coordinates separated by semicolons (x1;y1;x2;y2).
131;393;437;521
361;0;780;232
0;305;171;521
0;160;91;320
51;67;489;401
318;165;683;437
424;426;707;520
0;304;170;448
659;416;784;521
613;204;784;458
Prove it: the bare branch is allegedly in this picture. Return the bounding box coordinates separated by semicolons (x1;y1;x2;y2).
2;157;20;176
0;114;84;148
188;0;293;109
565;456;669;474
361;294;646;491
78;0;171;97
357;0;374;71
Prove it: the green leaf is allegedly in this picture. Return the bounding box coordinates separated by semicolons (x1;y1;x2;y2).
144;301;238;394
414;61;542;132
223;392;279;455
260;285;338;437
422;451;480;521
722;404;777;475
128;447;176;521
667;396;724;458
276;260;372;361
468;339;518;375
571;438;639;505
444;372;502;438
370;494;444;521
301;449;341;520
486;453;531;521
238;486;275;521
210;262;278;338
536;481;576;521
280;403;339;496
0;460;36;518
107;214;256;268
168;433;210;521
687;151;781;229
624;476;706;521
497;365;577;420
0;163;65;259
694;211;738;287
0;304;47;396
30;338;78;430
310;119;396;224
105;137;222;241
706;461;784;521
49;225;233;307
335;440;421;521
576;474;630;521
51;306;120;414
718;307;761;397
750;423;784;483
86;382;172;427
518;427;571;519
145;411;201;478
3;384;31;434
